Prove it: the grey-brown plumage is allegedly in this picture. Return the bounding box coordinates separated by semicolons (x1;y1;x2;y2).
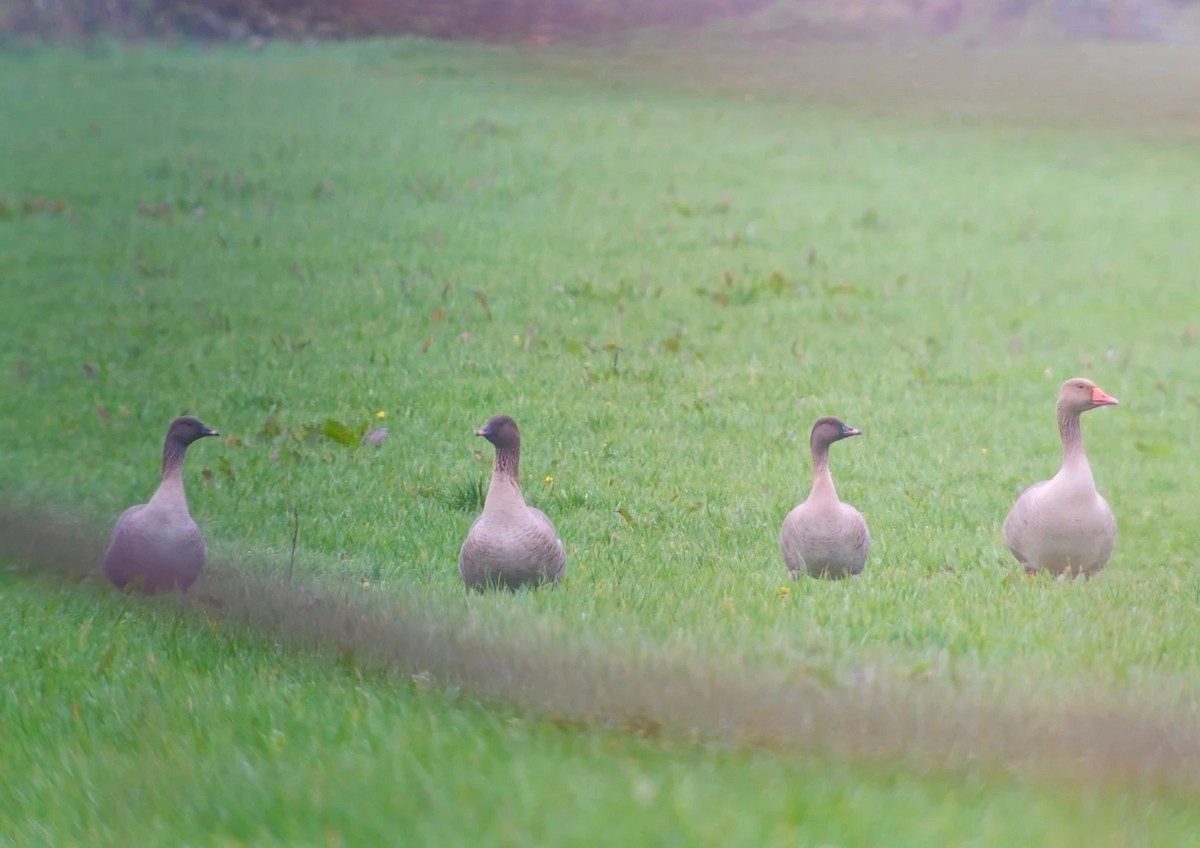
459;415;566;591
102;416;219;594
780;416;870;580
1004;378;1118;579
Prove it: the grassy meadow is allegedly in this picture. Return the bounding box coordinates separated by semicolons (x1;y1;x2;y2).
3;32;1200;844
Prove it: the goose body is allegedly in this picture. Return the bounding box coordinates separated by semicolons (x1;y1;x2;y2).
102;416;219;594
1004;378;1118;578
780;417;870;580
459;415;565;591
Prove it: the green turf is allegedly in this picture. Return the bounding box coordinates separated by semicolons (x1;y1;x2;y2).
2;35;1200;844
4;574;1197;847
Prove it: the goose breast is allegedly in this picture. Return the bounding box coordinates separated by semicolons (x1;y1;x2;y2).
103;502;206;593
781;501;870;579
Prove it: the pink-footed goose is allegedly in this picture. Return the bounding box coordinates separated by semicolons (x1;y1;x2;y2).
102;416;219;594
459;415;566;591
780;416;870;579
1004;378;1118;578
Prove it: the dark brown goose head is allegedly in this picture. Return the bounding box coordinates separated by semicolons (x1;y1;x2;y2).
476;415;521;452
169;416;220;445
810;416;861;454
163;416;219;474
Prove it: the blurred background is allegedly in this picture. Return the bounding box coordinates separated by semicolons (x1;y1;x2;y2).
4;0;1200;45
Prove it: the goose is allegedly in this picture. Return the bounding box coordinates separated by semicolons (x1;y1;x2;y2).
1004;377;1118;579
780;416;870;579
459;414;566;591
102;416;219;593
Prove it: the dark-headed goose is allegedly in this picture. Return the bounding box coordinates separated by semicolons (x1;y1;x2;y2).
459;415;566;591
780;416;870;579
1004;377;1118;578
102;416;219;593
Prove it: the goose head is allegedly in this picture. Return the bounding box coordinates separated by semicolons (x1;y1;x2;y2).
476;414;520;451
169;416;220;446
810;416;861;452
1058;378;1118;415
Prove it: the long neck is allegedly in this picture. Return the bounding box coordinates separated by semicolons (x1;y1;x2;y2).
809;442;838;502
485;445;524;509
1057;404;1092;477
162;436;188;481
151;435;190;505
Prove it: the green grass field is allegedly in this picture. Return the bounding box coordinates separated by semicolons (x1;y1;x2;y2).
3;31;1200;845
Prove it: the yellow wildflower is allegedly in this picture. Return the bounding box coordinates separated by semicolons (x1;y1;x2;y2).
778;586;790;598
375;410;386;420
544;475;554;485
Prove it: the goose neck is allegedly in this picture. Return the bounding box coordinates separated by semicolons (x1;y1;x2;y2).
810;445;838;501
485;446;525;509
1057;405;1089;471
162;436;189;482
493;445;520;481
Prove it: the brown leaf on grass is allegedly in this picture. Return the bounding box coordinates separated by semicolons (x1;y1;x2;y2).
474;290;492;318
856;207;881;229
137;202;172;219
81;362;97;378
420;337;432;353
1;195;69;218
431;309;445;322
95;404;111;423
